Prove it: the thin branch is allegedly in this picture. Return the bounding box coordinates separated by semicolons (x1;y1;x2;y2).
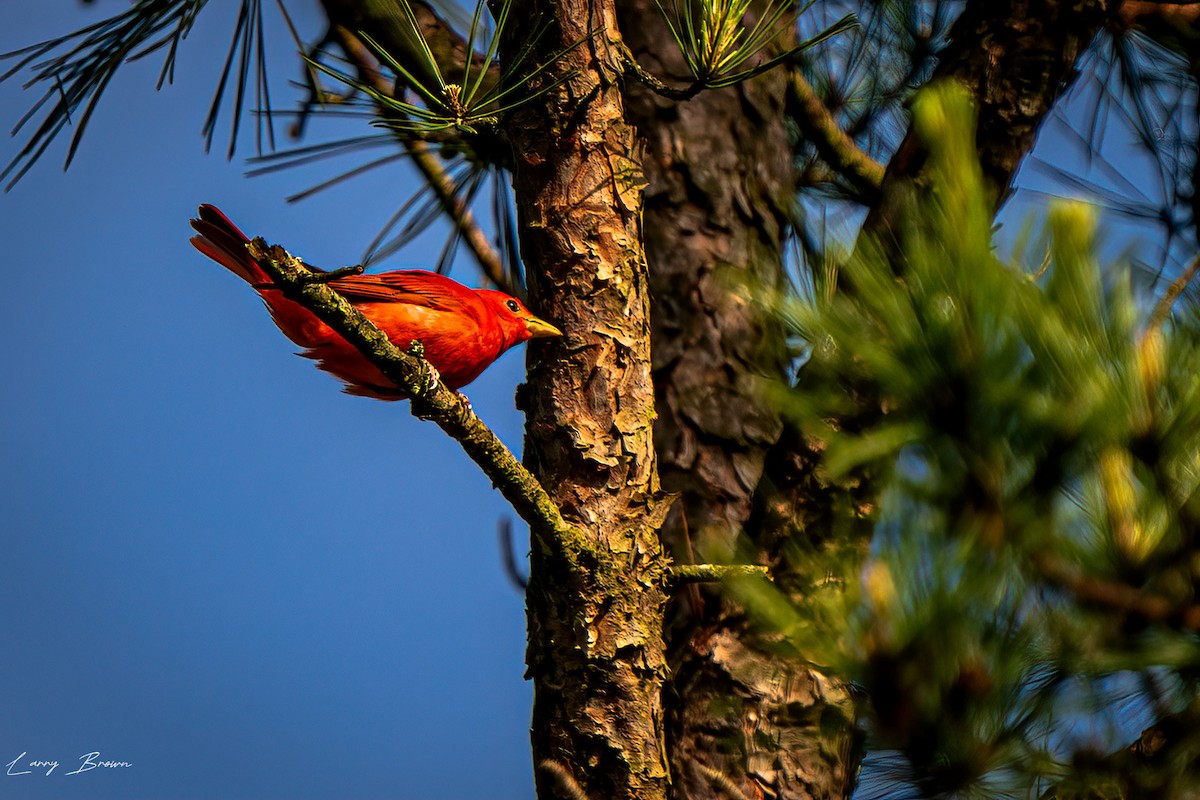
692;762;755;800
292;263;364;282
1117;2;1200;27
1032;552;1200;631
538;761;592;800
243;236;584;563
670;564;771;584
407;140;512;289
284;26;349;140
498;517;528;591
618;44;704;100
1145;251;1200;332
787;69;884;200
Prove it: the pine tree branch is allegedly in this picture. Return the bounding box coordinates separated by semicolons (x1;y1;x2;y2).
786;69;884;201
328;24;512;294
242;236;586;565
1041;698;1200;798
320;0;500;102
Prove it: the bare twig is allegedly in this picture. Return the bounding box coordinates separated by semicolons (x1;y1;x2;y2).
1032;552;1200;632
294;263;364;282
287;27;352;140
678;507;704;616
274;0;336;140
1117;2;1200;27
406;138;513;291
498;517;528;591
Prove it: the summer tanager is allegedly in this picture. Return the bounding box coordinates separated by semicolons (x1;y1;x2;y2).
190;204;561;399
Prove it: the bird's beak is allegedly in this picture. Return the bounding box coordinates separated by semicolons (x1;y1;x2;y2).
524;315;563;338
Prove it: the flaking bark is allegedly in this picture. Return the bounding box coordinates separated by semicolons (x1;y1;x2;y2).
502;2;672;798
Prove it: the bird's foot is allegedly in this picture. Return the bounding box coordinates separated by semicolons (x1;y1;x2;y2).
405;339;440;394
455;392;475;415
424;364;442;393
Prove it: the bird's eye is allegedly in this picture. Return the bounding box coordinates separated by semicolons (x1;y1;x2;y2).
505;299;521;313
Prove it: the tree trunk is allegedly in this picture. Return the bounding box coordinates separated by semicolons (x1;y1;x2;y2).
619;4;862;798
504;3;671;799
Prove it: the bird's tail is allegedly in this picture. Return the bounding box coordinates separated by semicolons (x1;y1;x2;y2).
189;204;272;286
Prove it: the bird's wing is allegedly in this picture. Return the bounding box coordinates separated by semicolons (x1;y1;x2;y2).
328;270;474;311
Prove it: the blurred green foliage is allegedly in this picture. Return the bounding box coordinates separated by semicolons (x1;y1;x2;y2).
738;82;1200;798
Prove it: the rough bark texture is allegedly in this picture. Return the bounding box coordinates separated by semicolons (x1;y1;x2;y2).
618;4;861;798
502;3;671;799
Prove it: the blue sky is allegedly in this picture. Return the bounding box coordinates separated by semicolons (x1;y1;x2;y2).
0;3;534;798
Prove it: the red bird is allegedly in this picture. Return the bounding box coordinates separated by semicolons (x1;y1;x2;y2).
190;204;560;399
